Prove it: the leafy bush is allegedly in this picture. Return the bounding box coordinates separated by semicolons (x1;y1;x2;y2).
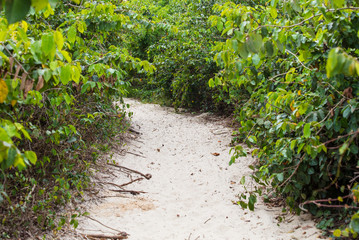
208;0;359;237
0;0;154;238
125;0;233;113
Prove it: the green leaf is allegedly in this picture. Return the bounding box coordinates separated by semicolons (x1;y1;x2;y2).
31;0;48;11
54;30;64;50
265;41;274;57
333;0;345;8
239;43;249;59
240;176;245;185
350;214;359;233
248;194;257;211
303;123;311;138
247;33;262;53
68;25;77;44
276;173;284;182
41;33;56;60
25;151;37;165
252;54;261;66
60;65;71;85
208;78;214;88
5;0;31;24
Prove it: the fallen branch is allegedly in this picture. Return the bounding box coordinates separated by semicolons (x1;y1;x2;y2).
119;177;144;187
107;163;152;180
110;189;147;195
299;194;359;212
127;151;146;158
80;233;128;240
95;181;125;189
85;216;127;234
129;128;141;135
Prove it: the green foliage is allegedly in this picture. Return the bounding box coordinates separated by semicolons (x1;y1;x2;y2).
125;0;232;112
209;0;359;237
0;0;154;237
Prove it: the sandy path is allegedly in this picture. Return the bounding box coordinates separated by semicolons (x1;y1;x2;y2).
70;99;324;240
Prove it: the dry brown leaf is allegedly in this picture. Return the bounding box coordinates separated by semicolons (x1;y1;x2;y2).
302;225;313;230
211;152;220;156
14;65;21;81
20;73;27;91
24;79;34;98
36;75;44;91
9;57;14;71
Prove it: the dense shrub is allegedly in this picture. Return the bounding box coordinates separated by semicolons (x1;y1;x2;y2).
208;0;359;237
0;0;154;238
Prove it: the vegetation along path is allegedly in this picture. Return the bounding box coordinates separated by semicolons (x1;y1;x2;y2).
67;99;324;240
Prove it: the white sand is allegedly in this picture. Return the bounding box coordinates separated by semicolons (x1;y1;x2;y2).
68;99;325;240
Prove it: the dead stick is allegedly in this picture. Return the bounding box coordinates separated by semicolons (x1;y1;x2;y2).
127;151;146;158
119;177;143;187
107;163;152;180
85;216;126;234
129;128;141;135
95;181;125;189
110;189;147;195
80;233;128;239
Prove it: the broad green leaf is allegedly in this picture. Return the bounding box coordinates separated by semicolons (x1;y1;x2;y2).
31;0;48;11
247;33;262;53
239;43;249;59
333;0;345;8
265;41;274;57
71;65;80;84
41;33;56;60
61;50;72;63
25;151;37;164
68;25;77;44
269;7;277;19
208;78;214;88
54;30;64;50
5;0;31;24
350;213;359;233
60;65;71;85
303;123;311;138
327;48;338;77
77;21;85;33
252;54;260;66
276;173;284;182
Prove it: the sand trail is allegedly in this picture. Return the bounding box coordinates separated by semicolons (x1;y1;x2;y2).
69;99;324;240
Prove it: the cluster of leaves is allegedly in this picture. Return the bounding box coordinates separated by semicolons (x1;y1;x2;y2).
208;0;359;237
0;0;154;238
124;0;233;112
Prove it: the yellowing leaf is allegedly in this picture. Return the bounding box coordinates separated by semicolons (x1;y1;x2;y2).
0;79;9;103
54;30;64;50
31;0;49;11
338;196;343;202
298;90;301;96
333;229;341;237
290;100;295;111
21;21;28;32
11;100;17;106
